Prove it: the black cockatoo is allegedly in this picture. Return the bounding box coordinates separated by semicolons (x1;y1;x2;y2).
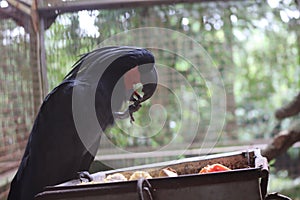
8;46;157;200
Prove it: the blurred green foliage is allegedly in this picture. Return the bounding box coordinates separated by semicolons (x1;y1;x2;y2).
45;1;300;148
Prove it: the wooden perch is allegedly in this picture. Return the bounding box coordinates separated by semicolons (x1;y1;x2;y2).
264;91;300;160
275;92;300;120
262;120;300;161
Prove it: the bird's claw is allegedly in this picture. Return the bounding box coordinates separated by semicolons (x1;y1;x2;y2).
129;103;142;122
113;90;146;122
78;171;93;182
129;91;143;123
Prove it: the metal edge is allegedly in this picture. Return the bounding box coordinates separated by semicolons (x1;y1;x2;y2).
254;149;269;199
36;168;262;199
91;149;256;178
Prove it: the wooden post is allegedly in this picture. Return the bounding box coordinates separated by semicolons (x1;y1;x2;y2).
39;17;48;97
30;0;49;116
29;22;44;116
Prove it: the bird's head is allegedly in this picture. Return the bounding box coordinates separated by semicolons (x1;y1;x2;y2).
118;64;157;122
64;46;157;129
98;47;157;122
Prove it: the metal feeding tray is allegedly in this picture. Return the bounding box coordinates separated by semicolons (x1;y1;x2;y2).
35;149;270;200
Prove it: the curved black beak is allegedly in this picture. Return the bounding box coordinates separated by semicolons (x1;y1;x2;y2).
114;66;157;121
140;66;157;103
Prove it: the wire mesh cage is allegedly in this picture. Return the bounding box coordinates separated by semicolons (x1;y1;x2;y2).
0;18;33;172
0;0;300;199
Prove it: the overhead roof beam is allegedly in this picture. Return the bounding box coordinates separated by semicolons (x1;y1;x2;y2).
37;0;236;17
7;0;31;15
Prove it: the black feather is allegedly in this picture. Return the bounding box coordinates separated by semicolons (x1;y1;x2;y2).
8;46;155;200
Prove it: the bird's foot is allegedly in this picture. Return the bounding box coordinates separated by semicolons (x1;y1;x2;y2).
129;91;143;122
78;171;93;182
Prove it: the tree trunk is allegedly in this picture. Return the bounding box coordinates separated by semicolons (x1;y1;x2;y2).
222;7;238;139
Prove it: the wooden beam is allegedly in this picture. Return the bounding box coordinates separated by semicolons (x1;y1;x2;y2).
6;0;31;15
37;0;237;16
0;6;31;32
